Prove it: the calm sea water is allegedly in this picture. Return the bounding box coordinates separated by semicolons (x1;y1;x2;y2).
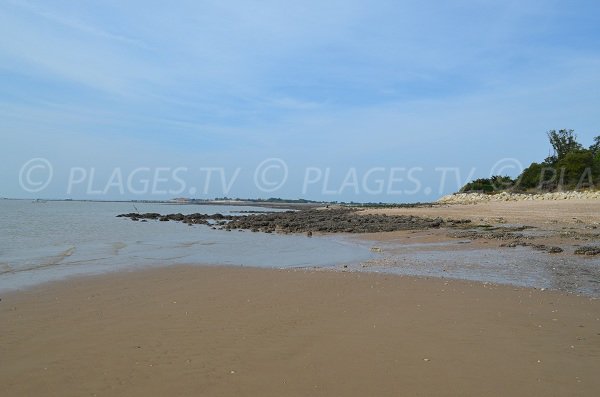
2;200;599;296
0;200;374;291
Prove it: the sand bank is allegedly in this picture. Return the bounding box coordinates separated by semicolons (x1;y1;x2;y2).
362;198;600;228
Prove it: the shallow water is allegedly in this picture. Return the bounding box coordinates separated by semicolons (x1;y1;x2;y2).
1;200;599;296
0;200;373;291
352;241;600;296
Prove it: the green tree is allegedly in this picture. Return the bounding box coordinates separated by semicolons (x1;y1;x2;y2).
517;162;544;190
461;129;599;193
590;137;600;187
517;163;564;191
555;149;594;188
460;178;495;193
590;135;600;156
460;176;514;193
547;129;582;160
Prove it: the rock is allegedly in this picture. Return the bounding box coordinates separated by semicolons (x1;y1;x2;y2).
430;217;443;228
574;246;600;256
500;241;563;254
437;191;600;205
118;208;473;235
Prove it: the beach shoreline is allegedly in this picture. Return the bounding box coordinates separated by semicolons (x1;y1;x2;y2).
2;199;600;395
2;264;599;396
108;198;600;296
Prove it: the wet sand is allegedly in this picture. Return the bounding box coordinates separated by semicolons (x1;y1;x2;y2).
355;200;600;295
1;265;599;396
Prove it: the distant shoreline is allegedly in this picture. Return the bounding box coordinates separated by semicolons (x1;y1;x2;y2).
2;197;437;210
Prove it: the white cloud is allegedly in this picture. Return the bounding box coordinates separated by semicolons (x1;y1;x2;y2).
1;0;599;200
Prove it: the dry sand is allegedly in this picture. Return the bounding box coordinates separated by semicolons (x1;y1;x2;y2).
363;199;600;228
1;265;599;396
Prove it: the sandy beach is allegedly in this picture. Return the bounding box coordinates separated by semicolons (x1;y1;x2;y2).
4;0;600;394
2;265;599;396
2;199;600;395
358;199;600;263
363;199;600;228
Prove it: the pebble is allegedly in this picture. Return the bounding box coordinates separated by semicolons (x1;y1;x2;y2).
438;191;600;205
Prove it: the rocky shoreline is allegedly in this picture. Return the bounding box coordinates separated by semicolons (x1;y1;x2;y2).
117;208;471;234
117;207;600;257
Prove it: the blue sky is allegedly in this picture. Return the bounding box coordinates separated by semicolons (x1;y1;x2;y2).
1;0;599;201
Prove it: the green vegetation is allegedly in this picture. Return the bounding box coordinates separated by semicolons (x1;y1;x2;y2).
546;129;582;161
460;129;600;193
460;176;515;193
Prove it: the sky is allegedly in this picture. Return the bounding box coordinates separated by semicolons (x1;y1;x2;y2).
1;0;599;202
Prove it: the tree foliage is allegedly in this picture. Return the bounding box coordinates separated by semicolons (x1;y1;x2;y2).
516;131;599;191
556;150;595;185
460;176;514;193
547;129;582;160
590;135;600;157
460;131;600;193
518;163;544;189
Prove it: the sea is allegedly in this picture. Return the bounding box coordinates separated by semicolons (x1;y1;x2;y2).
0;200;373;291
1;199;599;296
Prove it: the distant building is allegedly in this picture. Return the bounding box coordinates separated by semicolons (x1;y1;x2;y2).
171;197;191;203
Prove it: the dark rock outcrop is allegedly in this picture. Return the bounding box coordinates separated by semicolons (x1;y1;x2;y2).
117;208;471;234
